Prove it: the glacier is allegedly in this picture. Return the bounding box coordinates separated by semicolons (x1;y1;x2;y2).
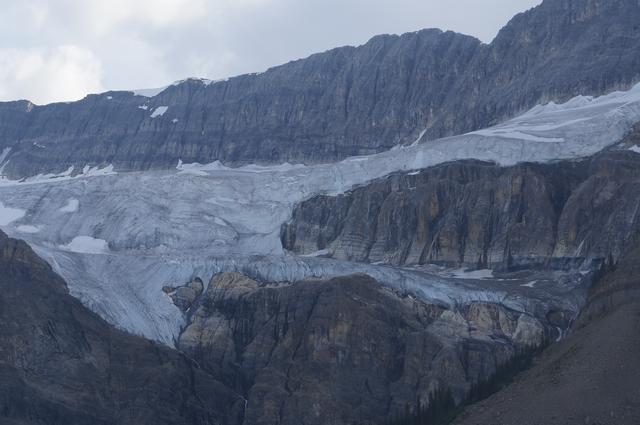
1;83;640;344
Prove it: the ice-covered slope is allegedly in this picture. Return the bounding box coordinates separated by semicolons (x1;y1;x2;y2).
0;84;639;344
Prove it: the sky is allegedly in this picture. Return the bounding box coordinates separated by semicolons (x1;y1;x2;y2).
0;0;541;105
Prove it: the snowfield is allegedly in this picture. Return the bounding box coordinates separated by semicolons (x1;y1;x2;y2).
1;84;640;344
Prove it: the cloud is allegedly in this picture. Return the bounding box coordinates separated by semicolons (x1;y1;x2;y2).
0;0;542;104
0;46;104;104
69;0;209;34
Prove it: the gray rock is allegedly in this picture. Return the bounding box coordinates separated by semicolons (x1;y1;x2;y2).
282;149;640;268
178;272;551;425
453;235;640;425
168;277;206;311
1;0;640;178
0;231;244;425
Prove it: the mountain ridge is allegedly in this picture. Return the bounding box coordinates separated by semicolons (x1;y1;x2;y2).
1;0;640;178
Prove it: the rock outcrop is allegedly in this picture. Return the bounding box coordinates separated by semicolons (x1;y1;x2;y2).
282;150;640;268
0;231;244;425
175;272;551;425
453;235;640;425
163;278;205;312
1;0;640;178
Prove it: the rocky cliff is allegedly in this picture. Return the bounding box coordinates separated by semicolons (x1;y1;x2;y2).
452;235;640;425
174;272;552;425
1;0;640;178
0;231;245;425
282;147;640;269
0;227;558;425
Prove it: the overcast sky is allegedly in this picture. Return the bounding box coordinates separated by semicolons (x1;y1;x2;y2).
0;0;541;105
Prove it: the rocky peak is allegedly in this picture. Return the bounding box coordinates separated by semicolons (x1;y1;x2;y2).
1;0;640;178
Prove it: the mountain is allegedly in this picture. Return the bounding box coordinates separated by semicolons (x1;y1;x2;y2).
0;229;554;425
174;272;549;425
282;148;640;268
453;234;640;425
2;77;633;343
0;230;244;425
0;0;640;179
1;0;640;424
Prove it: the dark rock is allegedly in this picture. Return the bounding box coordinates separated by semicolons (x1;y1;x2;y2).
169;277;204;312
0;231;244;425
167;278;206;312
453;234;640;425
171;286;200;311
178;272;550;425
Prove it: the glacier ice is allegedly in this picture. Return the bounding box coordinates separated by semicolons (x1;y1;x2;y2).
0;202;25;225
2;84;640;344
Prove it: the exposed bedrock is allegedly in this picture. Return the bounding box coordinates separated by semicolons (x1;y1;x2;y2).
175;272;556;425
282;149;640;268
453;234;640;425
0;231;245;425
2;0;640;178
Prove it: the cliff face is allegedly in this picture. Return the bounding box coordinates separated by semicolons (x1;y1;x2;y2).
0;229;556;425
452;236;640;425
2;0;640;178
0;231;244;425
282;150;640;268
176;273;551;425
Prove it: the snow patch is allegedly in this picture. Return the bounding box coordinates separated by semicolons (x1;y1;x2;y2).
61;236;109;254
60;198;79;213
172;77;214;86
81;164;116;176
0;202;25;225
25;166;75;183
629;145;640;154
213;217;227;227
150;106;168;118
132;87;167;97
446;268;495;280
302;249;330;257
410;129;428;147
16;224;40;233
521;281;537;288
0;165;115;187
0;147;11;172
138;105;149;111
176;159;306;175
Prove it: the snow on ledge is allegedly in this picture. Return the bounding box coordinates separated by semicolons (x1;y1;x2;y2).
59;198;80;213
131;87;167;97
16;225;40;234
61;236;110;255
0;202;25;225
150;106;169;118
0;164;116;187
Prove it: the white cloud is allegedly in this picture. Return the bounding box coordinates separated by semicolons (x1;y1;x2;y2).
0;0;542;104
68;0;209;35
0;46;104;104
